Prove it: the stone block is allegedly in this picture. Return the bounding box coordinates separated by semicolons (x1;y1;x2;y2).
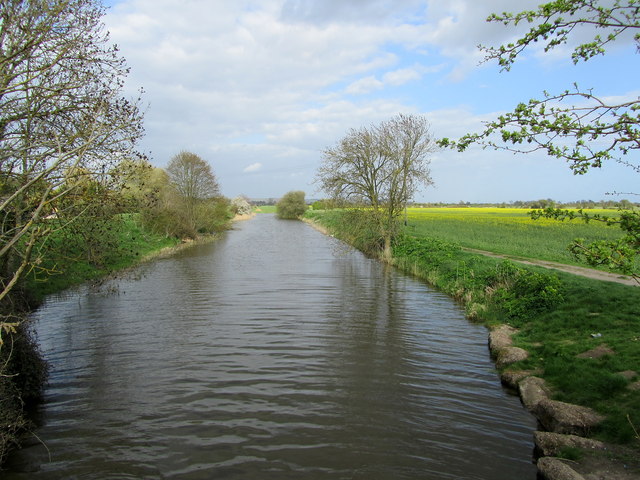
536;399;605;436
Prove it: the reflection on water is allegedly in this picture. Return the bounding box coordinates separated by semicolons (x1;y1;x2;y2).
5;214;536;479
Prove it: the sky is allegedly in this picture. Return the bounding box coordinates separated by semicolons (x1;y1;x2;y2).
102;0;639;203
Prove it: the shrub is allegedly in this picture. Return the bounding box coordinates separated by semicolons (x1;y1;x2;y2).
0;323;47;464
141;197;231;238
276;191;307;219
311;199;336;210
487;261;565;322
393;234;461;264
195;197;233;233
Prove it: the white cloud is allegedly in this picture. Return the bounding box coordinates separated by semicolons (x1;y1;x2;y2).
101;0;636;201
280;0;426;25
243;162;262;173
345;76;385;95
345;66;432;95
382;67;422;86
421;0;543;79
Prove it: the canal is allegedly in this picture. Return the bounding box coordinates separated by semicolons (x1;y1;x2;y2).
5;213;536;479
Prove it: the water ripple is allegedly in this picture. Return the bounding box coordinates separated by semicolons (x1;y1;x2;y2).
5;215;536;479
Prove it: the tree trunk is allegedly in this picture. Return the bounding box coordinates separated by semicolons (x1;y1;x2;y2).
383;234;392;263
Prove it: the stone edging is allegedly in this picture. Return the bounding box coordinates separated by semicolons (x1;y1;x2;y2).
488;325;639;480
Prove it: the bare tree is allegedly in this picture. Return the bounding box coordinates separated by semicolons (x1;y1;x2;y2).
0;0;145;324
166;151;220;200
316;114;435;259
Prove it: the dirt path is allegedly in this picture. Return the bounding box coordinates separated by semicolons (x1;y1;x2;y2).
464;248;638;286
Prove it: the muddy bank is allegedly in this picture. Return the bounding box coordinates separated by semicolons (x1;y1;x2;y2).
0;323;47;467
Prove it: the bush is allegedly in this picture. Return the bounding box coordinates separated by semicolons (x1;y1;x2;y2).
141;197;231;238
141;202;195;238
487;261;565;322
231;196;252;216
276;191;307;219
194;197;233;233
0;324;47;464
393;234;461;264
311;199;335;210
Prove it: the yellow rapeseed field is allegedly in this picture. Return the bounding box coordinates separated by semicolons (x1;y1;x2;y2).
404;207;625;266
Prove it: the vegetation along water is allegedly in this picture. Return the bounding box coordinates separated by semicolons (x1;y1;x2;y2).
2;1;639;478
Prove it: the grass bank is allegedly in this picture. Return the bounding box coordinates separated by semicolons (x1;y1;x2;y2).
25;214;181;302
255;205;277;213
305;209;640;447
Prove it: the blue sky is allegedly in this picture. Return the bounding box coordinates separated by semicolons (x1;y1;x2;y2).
103;0;639;202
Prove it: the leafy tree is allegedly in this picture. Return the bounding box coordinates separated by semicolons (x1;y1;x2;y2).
276;190;307;219
116;157;168;210
439;1;639;175
438;0;639;283
316;114;435;259
531;206;639;281
53;170;123;266
0;0;144;459
165;151;221;235
0;0;144;318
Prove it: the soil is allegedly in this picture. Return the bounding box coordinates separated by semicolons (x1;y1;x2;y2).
463;248;638;287
233;212;256;221
572;445;640;480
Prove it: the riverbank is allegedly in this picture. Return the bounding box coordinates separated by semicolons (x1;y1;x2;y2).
304;211;640;479
24;214;180;302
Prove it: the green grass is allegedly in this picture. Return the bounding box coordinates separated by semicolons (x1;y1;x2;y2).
256;205;277;213
404;207;629;268
511;274;640;443
26;214;179;300
307;209;640;446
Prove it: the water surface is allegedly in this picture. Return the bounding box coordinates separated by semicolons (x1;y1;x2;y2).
5;214;536;479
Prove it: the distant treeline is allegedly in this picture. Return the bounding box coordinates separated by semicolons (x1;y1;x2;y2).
305;198;638;210
401;199;637;209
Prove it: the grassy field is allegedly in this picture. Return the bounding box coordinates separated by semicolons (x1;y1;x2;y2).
404;207;628;267
255;205;277;213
